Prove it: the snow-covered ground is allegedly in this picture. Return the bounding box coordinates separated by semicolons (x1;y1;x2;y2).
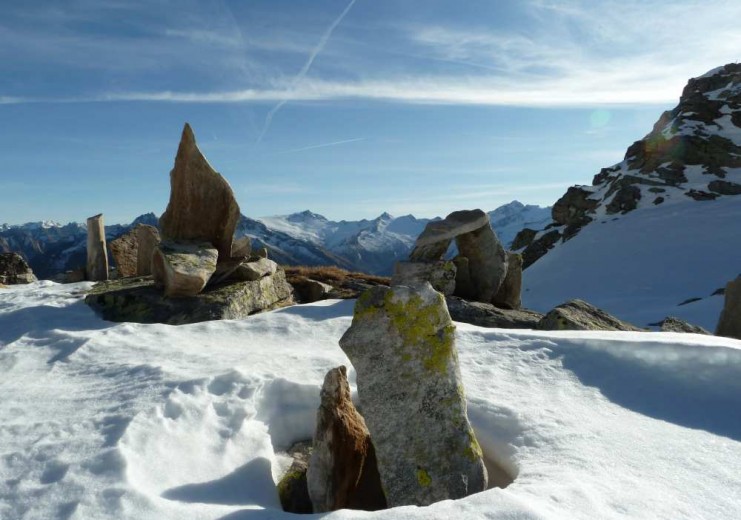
1;282;740;519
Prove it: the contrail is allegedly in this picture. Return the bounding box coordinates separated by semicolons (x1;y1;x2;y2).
257;0;357;143
280;137;365;154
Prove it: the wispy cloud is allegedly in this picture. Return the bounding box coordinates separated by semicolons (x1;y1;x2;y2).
257;0;357;142
279;137;366;154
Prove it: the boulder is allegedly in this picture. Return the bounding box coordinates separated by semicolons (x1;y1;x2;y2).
492;252;522;309
716;277;741;340
84;270;293;325
292;279;335;303
233;258;278;282
158;123;241;260
276;441;313;514
152;241;218;298
136;224;160;276
409;209;489;262
86;214;109;281
655;316;709;334
446;296;542;329
0;252;37;284
109;228;139;278
307;366;386;513
391;260;456;296
455;223;508;303
339;283;487;506
536;299;642;331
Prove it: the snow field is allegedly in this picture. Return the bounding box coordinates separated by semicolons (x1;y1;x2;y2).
1;283;740;519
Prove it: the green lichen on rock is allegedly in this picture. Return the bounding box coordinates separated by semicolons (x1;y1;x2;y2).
416;469;432;487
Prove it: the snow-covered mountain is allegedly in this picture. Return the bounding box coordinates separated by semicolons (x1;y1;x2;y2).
1;201;549;278
521;63;741;328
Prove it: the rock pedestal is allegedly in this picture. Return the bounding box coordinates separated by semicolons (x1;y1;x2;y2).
492;252;523;310
86;214;109;281
158;123;241;260
339;283;487;507
136;225;161;276
152;241;218;298
307;366;386;512
716;277;741;339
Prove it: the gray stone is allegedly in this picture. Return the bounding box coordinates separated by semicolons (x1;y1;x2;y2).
656;316;709;334
716;277;741;340
492;252;522;310
339;283;487;507
86;214;109;282
446;296;542;329
232;236;252;258
307;366;386;513
254;247;269;259
455;223;508;303
136;224;160;276
84;270;294;325
537;299;642;331
292;279;335;303
0;252;37;284
391;260;456;296
158;123;241;261
234;258;278;282
152;241;218;298
409;209;489;262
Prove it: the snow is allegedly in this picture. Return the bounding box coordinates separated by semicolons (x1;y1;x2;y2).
2;282;741;519
522;196;741;330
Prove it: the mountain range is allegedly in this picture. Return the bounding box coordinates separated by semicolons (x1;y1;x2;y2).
0;201;551;279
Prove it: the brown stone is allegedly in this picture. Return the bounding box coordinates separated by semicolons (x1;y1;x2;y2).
158;124;241;261
136;225;160;276
110;228;138;278
86;214;109;282
716;277;741;340
307;366;386;513
492;252;522;309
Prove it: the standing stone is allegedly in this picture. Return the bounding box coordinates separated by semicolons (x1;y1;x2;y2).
492;252;522;310
152;241;218;297
86;214;109;281
136;224;160;276
0;253;37;284
392;260;456;295
339;283;487;507
307;366;386;513
716;277;741;340
109;228;139;278
455;223;508;303
409;210;490;262
158;123;241;261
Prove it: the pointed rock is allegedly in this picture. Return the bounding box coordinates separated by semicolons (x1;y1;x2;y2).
152;241;218;297
86;214;109;281
307;366;386;512
158;124;241;260
339;283;488;507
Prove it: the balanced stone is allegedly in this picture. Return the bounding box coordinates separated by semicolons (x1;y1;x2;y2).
152;241;218;298
409;209;489;262
492;252;522;310
86;214;109;281
716;276;741;340
339;283;487;507
158;123;241;261
136;224;160;276
307;366;386;513
392;260;456;296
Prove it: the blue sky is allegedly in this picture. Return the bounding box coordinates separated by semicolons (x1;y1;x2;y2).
1;0;739;225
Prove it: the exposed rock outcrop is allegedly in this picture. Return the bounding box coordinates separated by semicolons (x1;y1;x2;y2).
537;299;642;331
339;283;487;506
86;214;108;281
716;277;741;340
655;316;710;334
0;252;37;284
307;366;386;513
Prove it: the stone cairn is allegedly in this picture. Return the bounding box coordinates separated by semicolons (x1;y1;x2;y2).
392;208;521;309
86;213;109;281
151;123;283;298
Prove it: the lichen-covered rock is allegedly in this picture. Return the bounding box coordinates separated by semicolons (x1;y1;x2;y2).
656;316;709;334
151;241;218;298
158;123;241;260
276;441;313;514
391;260;456;295
446;296;542;329
307;366;386;513
86;214;109;281
0;252;37;284
716;277;741;340
136;224;160;276
339;283;487;507
492;252;522;309
84;269;293;325
234;258;278;281
537;299;642;331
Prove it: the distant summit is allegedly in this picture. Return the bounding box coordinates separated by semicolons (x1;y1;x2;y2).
517;63;741;268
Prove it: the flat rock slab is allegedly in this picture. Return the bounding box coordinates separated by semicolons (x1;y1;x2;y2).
85;272;293;325
340;283;487;507
152;241;218;298
445;297;543;329
410;209;489;261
